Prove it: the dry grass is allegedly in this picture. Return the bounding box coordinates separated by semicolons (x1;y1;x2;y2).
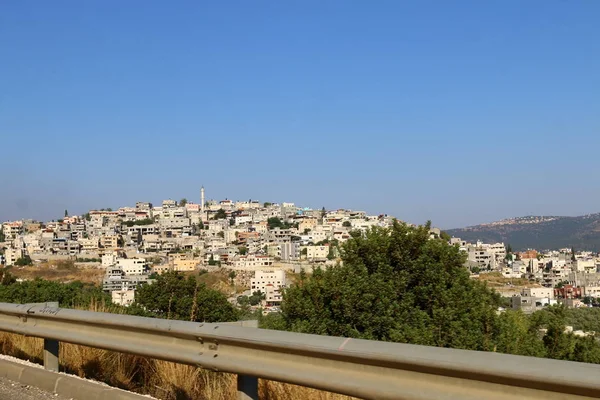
475;271;538;288
10;262;104;284
0;299;354;400
261;381;358;400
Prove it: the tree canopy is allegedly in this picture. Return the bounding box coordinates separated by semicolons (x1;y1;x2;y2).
273;221;501;349
134;271;238;322
213;209;227;220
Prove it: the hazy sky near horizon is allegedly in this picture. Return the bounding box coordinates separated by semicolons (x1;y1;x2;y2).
1;1;599;229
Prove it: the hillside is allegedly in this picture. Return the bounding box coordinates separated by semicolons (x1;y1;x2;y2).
446;213;600;251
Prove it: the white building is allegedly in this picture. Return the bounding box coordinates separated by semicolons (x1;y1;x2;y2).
305;245;330;260
117;258;149;275
251;270;286;293
102;252;118;268
232;255;274;271
111;290;136;306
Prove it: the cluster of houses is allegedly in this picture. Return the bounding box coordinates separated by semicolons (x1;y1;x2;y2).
0;191;400;308
453;237;600;313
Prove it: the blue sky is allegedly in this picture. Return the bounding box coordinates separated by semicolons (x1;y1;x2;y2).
1;1;599;229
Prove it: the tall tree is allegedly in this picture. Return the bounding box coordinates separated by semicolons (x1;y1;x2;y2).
64;209;68;217
134;271;238;322
276;221;501;350
571;247;576;262
179;198;188;207
213;209;227;220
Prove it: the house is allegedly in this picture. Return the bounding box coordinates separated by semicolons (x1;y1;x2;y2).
103;266;150;293
99;235;119;250
251;270;286;293
111;290;135;306
305;245;330;260
2;221;23;240
232;255;274;271
117;258;150;275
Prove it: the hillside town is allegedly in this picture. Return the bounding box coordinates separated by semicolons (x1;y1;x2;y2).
2;189;599;316
455;237;600;316
0;188;402;310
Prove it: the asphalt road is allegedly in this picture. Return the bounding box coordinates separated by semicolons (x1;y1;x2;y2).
0;377;71;400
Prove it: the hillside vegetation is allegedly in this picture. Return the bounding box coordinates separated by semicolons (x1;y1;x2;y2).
446;213;600;251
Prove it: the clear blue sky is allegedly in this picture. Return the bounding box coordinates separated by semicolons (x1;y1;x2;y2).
1;1;599;229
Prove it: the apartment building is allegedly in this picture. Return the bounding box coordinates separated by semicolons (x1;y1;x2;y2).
2;221;23;240
99;235;119;249
117;258;149;275
298;217;318;233
103;266;149;292
251;270;286;293
111;290;135;306
3;248;22;266
305;245;330;260
232;255;274;270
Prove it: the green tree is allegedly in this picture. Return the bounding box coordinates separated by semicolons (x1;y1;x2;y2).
327;245;335;260
228;270;236;285
64;209;68;217
278;221;501;350
14;256;33;266
213;209;227;220
342;221;352;228
197;220;204;230
179;198;188;207
571;247;576;262
238;246;248;255
208;254;217;266
267;217;284;230
263;202;272;207
440;231;451;241
134;271;238;322
494;310;546;357
249;290;265;306
0;231;5;242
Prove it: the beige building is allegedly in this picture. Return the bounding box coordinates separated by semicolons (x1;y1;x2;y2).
100;235;119;249
522;287;554;299
111;290;135;306
584;286;600;298
251;270;286;293
173;259;199;272
152;265;172;275
117;258;149;275
305;245;330;260
232;255;274;271
3;248;22;266
78;237;99;252
298;218;318;233
2;222;23;240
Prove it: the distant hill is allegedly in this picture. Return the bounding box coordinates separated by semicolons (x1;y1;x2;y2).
445;214;600;251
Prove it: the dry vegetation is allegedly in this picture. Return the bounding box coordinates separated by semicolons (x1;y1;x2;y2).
10;260;104;284
0;333;355;400
0;301;355;400
475;271;538;288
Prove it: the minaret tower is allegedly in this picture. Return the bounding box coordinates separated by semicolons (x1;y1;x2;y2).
201;186;205;216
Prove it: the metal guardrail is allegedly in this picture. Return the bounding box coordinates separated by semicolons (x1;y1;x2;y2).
0;302;599;400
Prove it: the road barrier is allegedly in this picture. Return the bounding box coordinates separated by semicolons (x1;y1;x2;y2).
0;302;599;399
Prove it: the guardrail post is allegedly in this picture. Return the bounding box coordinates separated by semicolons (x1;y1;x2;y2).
43;302;59;372
237;374;258;400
